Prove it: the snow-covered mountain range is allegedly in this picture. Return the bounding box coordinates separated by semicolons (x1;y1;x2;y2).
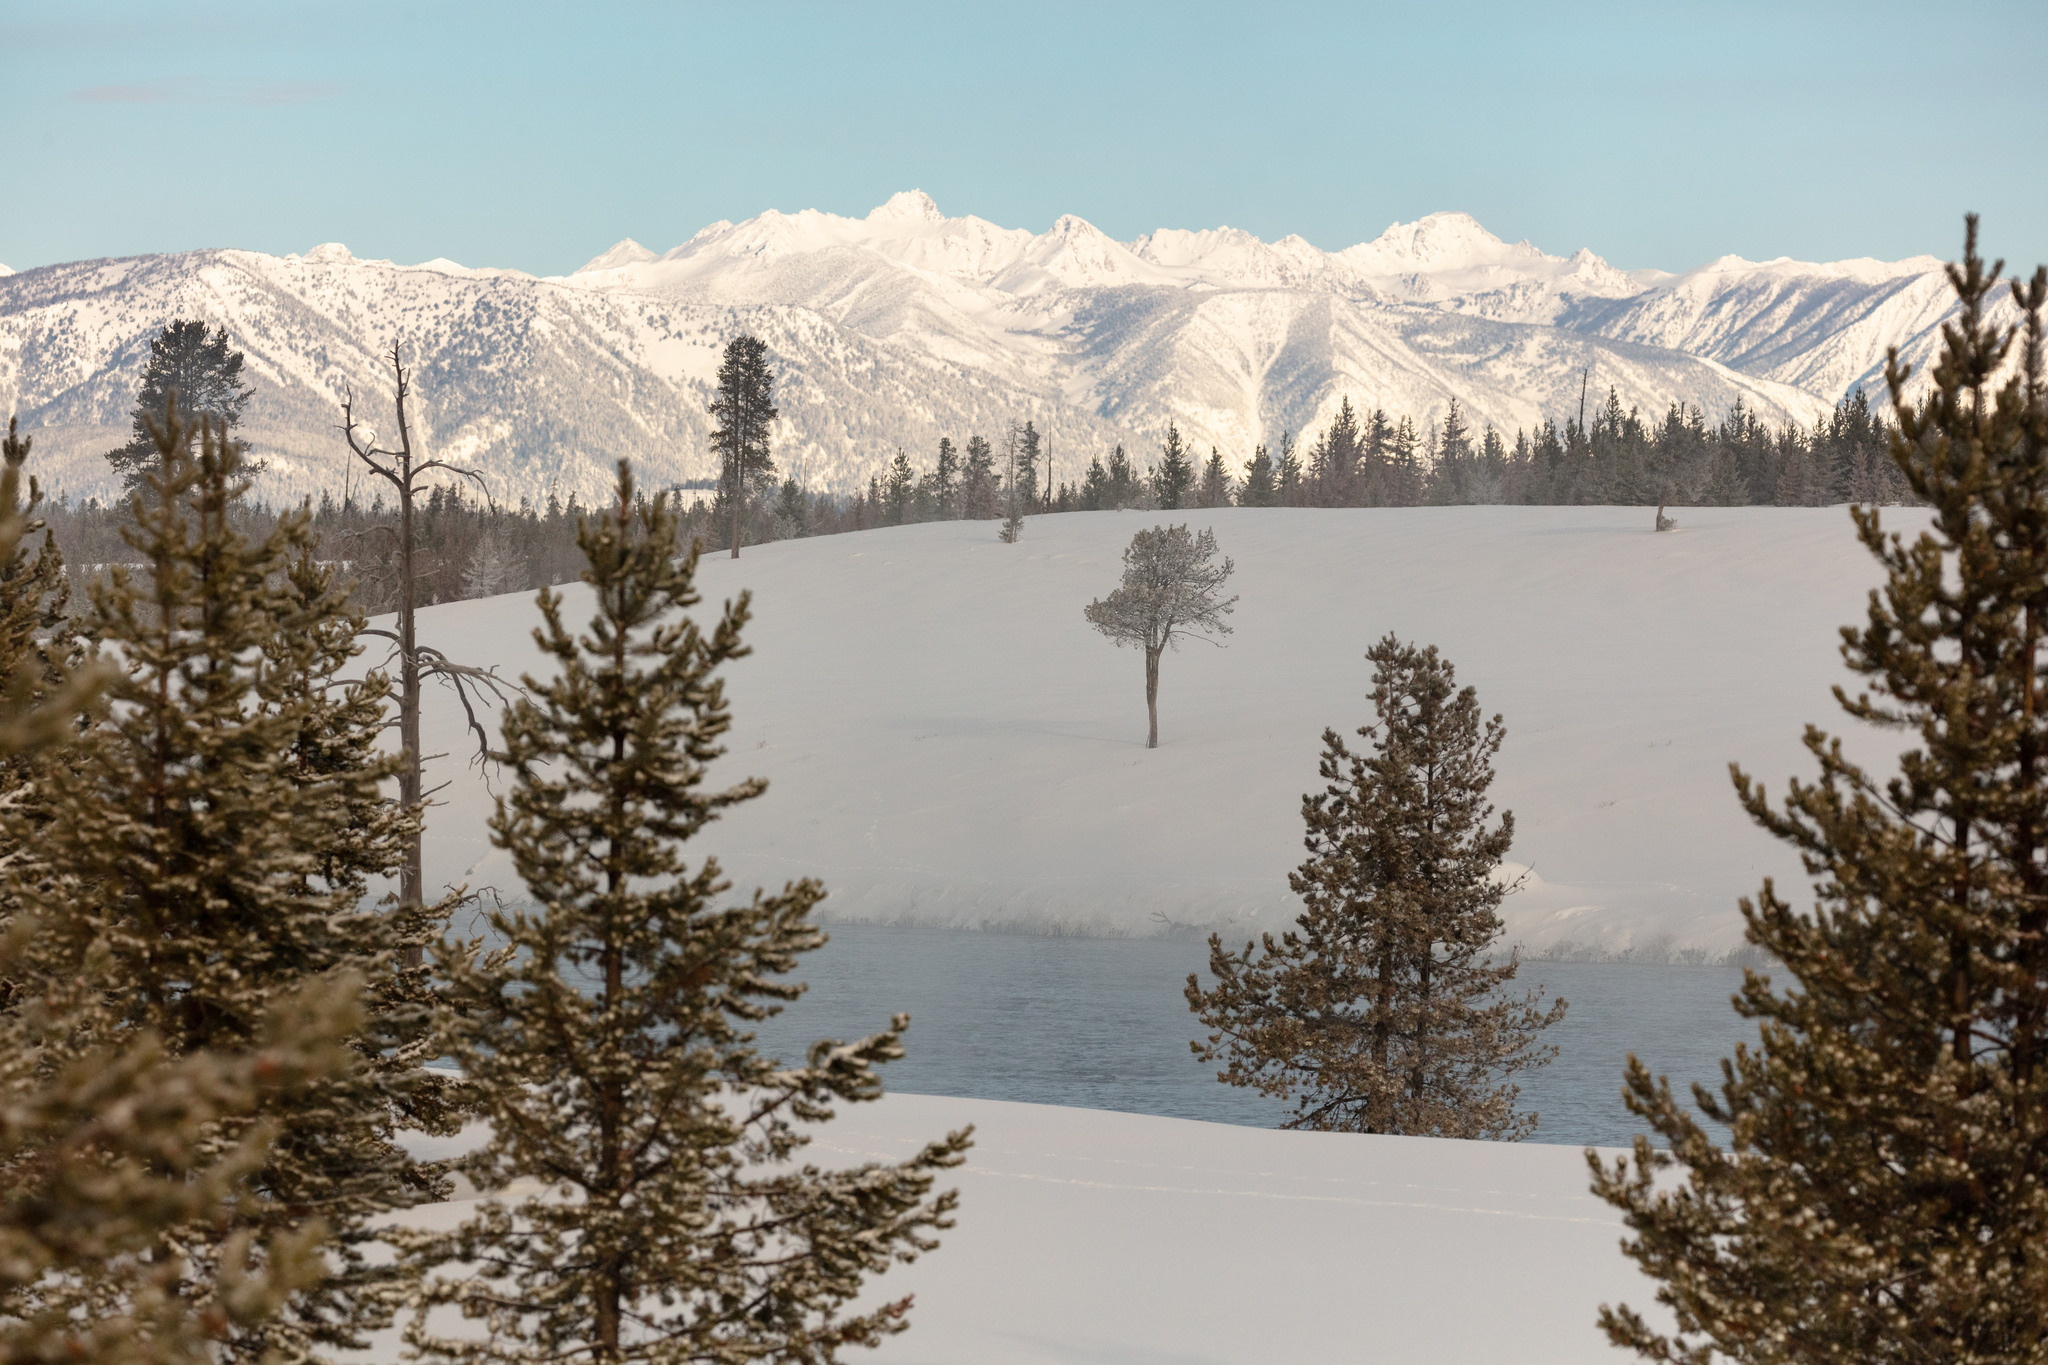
0;191;2006;505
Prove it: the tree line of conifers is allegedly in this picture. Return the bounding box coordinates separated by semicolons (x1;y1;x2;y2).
3;217;2046;1365
37;318;1907;618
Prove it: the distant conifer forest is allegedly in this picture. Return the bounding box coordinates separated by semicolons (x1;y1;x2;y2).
37;386;1901;615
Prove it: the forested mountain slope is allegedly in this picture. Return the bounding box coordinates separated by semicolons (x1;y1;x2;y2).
3;192;1997;506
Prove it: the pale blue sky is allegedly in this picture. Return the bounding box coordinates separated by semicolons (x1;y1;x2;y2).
3;0;2045;276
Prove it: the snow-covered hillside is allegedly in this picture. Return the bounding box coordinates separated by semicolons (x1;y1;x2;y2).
2;192;2005;507
404;503;1915;960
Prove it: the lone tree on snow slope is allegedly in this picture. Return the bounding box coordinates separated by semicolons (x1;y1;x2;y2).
1187;636;1564;1136
709;334;778;559
1084;523;1237;749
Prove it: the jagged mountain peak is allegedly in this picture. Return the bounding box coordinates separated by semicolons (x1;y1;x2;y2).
302;242;354;264
869;188;945;223
1355;210;1521;268
577;238;658;273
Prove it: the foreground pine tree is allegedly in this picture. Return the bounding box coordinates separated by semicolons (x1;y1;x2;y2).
11;401;447;1360
405;462;971;1365
1;953;356;1365
1590;218;2048;1362
1187;636;1565;1136
0;430;346;1365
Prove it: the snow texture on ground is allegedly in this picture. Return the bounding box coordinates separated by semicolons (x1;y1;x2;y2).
362;1093;1657;1365
401;502;1923;959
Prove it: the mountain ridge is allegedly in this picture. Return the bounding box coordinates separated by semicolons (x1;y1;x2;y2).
0;193;2012;506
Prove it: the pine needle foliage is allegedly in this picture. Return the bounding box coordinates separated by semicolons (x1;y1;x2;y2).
1589;218;2048;1363
404;462;972;1365
103;320;255;494
0;419;95;783
708;336;778;560
1188;636;1565;1137
12;399;447;1361
0;947;357;1365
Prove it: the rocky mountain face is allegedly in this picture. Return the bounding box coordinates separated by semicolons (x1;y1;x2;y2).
0;191;2008;506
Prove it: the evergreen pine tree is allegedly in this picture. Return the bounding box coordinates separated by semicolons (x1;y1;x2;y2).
1197;447;1230;508
104;321;255;494
1106;443;1139;508
884;448;915;525
15;400;450;1360
404;463;971;1364
708;335;778;560
1080;455;1111;511
933;436;960;518
961;434;998;519
1153;422;1196;510
1016;420;1041;509
1312;398;1363;506
1;950;357;1365
0;420;84;812
1188;635;1565;1135
1239;443;1278;507
1425;399;1474;506
1275;430;1305;506
1591;218;2048;1363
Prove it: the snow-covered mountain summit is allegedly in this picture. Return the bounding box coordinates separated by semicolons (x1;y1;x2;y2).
0;191;2007;506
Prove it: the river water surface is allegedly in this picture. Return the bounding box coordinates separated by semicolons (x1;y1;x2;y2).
748;924;1762;1149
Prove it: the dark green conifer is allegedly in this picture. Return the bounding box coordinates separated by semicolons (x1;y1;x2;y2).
0;420;87;814
1188;636;1565;1135
16;400;449;1360
1197;447;1230;508
103;321;255;494
708;335;778;560
1591;218;2048;1363
884;448;915;525
1153;422;1196;510
405;463;971;1364
1239;443;1278;507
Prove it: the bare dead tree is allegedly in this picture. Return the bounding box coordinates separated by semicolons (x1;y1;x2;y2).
339;345;519;963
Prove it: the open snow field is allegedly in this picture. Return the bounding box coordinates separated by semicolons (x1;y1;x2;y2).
406;503;1919;958
370;1094;1659;1365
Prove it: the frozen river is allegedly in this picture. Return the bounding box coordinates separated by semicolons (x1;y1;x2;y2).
749;923;1761;1149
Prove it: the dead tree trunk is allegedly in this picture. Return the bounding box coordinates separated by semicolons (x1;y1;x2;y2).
341;345;517;964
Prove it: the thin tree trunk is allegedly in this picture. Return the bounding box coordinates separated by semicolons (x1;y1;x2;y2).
729;454;741;560
396;395;424;968
1145;645;1161;749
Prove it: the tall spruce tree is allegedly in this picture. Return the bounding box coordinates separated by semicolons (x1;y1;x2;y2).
1153;422;1196;510
1590;218;2048;1363
1197;447;1230;508
961;434;998;519
104;321;254;493
14;399;451;1360
708;335;778;559
404;463;971;1364
1239;443;1278;507
1188;635;1565;1135
932;436;960;517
